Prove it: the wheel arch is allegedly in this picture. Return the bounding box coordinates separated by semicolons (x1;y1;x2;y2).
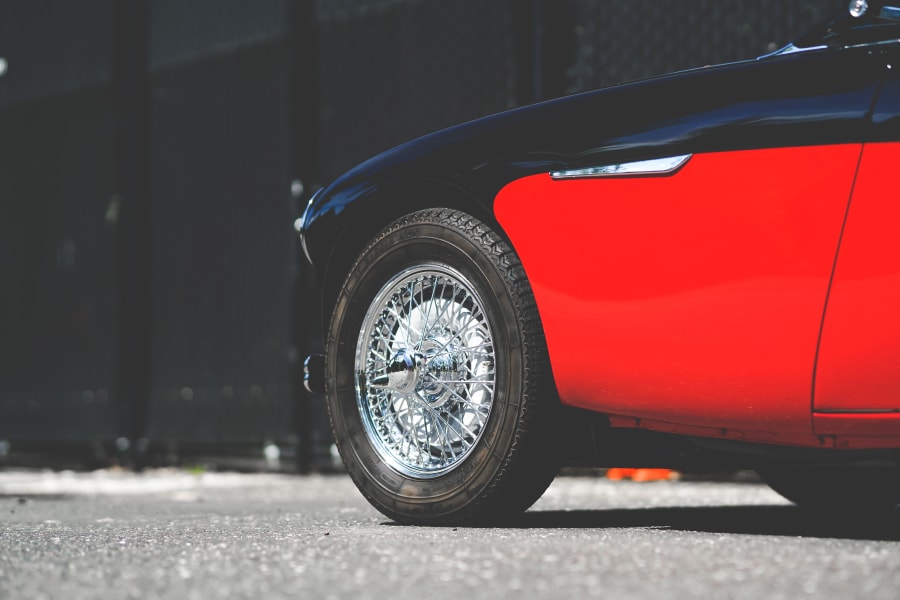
319;179;500;324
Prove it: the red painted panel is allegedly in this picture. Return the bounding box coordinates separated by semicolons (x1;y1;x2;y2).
815;142;900;413
815;412;900;438
608;413;900;449
495;145;861;437
606;414;827;447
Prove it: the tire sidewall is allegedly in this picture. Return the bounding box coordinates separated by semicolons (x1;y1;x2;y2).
327;218;525;521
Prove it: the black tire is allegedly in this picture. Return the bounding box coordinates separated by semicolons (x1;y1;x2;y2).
326;208;561;525
760;465;900;512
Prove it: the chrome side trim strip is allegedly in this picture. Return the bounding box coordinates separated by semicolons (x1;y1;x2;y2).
550;154;692;180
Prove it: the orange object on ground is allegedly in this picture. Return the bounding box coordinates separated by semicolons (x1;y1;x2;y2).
606;468;675;481
605;468;638;481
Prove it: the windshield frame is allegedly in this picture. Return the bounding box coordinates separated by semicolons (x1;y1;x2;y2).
761;1;900;59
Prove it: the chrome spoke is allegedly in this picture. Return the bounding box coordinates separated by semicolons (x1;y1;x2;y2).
355;264;496;479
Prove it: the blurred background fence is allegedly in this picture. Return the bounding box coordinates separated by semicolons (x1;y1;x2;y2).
0;0;844;470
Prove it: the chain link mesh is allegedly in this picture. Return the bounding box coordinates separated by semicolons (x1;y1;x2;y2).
313;0;517;181
569;0;845;91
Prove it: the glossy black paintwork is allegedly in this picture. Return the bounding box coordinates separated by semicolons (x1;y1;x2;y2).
301;36;900;314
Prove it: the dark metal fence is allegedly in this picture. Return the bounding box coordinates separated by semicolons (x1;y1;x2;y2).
0;0;846;469
0;1;120;452
569;0;841;91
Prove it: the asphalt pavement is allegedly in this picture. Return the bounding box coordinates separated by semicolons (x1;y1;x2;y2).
1;469;899;599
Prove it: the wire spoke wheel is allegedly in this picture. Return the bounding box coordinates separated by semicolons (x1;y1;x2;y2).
327;209;560;525
356;265;496;478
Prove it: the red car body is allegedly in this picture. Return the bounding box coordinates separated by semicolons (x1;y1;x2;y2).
496;142;900;450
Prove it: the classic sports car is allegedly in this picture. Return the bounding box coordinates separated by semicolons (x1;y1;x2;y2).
300;1;900;524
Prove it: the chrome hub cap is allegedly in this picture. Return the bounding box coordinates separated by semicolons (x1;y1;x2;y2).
356;264;496;479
